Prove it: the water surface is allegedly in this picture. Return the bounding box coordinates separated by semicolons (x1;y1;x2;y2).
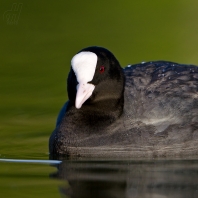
1;158;198;198
50;158;198;198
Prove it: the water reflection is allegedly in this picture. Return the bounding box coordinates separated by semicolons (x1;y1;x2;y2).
50;159;198;198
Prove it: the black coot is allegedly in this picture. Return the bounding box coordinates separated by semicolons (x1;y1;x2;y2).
49;46;198;158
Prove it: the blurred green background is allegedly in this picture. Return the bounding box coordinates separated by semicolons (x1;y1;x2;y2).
1;0;198;158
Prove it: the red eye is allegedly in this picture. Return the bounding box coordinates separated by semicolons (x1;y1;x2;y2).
99;66;105;74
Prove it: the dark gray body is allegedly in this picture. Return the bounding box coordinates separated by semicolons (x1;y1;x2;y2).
49;61;198;158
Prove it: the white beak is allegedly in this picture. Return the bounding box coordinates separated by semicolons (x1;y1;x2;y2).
75;83;95;109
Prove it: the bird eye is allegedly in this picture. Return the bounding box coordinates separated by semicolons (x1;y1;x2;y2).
99;66;105;74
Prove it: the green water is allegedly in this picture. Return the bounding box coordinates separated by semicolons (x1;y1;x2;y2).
0;161;65;198
1;0;198;197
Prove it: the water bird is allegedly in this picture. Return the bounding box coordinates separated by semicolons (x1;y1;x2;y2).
49;46;198;158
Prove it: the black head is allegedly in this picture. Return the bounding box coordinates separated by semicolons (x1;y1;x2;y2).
67;46;125;116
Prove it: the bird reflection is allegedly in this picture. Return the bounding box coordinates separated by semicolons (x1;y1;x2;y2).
50;157;198;198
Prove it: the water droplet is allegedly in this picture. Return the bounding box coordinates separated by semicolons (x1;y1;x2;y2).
141;61;145;64
127;65;131;67
172;64;175;67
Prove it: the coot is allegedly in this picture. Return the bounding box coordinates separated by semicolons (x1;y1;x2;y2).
49;46;198;158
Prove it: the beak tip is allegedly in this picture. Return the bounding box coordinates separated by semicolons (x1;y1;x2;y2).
75;83;95;109
75;102;82;109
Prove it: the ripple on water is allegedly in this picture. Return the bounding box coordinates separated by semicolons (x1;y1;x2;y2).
0;158;61;165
